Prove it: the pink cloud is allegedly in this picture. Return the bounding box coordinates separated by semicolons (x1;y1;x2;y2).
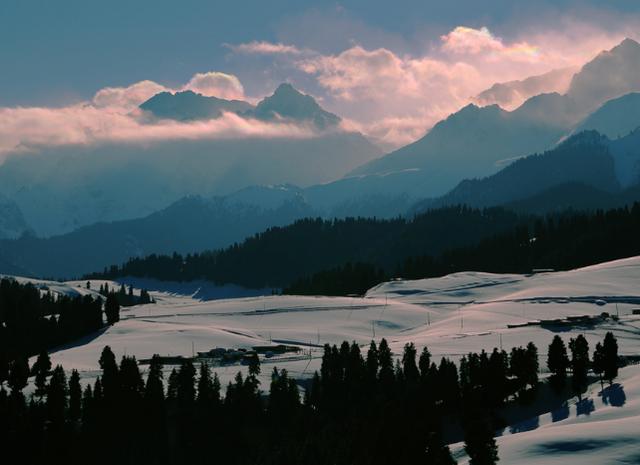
183;72;245;100
92;80;169;111
0;105;315;159
227;41;304;55
440;26;541;62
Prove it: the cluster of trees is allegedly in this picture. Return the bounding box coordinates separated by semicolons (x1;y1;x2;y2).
0;278;104;371
95;281;153;307
88;204;640;297
2;332;619;465
547;332;619;395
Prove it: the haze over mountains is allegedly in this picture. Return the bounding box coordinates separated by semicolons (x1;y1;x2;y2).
2;38;640;278
0;84;378;236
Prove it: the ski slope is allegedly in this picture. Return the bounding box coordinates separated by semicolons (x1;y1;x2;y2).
10;256;640;464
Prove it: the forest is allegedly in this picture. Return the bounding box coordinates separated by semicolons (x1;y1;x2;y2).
91;204;640;296
0;333;619;464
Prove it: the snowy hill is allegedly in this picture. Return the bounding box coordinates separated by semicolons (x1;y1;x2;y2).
11;256;640;463
30;256;640;389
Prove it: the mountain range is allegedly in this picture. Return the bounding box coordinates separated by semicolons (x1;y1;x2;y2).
2;38;640;279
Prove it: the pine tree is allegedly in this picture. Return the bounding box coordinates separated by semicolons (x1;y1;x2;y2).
464;413;499;465
7;356;29;396
592;342;606;388
365;340;379;382
167;368;179;401
378;338;394;392
68;369;82;422
569;335;590;398
32;350;52;400
547;335;570;388
46;365;68;429
196;362;215;406
425;431;457;465
177;360;196;407
105;294;120;325
419;346;432;379
602;332;619;384
144;354;165;405
402;342;419;383
98;346;119;401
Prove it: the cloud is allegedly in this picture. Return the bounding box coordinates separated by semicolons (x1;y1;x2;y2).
296;45;482;145
183;72;245;100
227;41;304;55
290;20;638;147
91;71;246;113
0;105;314;159
92;80;170;111
440;26;541;62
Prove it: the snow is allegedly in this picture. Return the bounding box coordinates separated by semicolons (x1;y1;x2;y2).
10;256;640;463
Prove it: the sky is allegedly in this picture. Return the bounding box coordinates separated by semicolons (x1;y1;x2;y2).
1;0;640;152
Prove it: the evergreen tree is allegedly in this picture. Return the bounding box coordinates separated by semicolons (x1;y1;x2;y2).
32;350;52;400
425;431;457;465
167;368;179;401
7;357;29;396
177;360;196;407
602;332;619;384
464;413;499;465
104;294;120;325
196;362;215;406
365;340;379;382
419;346;432;379
569;335;590;398
547;335;569;388
68;369;82;422
402;342;419;383
378;338;394;391
119;356;144;402
592;342;606;388
144;354;165;405
46;365;68;429
98;346;119;401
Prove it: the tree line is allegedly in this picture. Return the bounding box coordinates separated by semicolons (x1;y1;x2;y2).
288;204;640;295
0;332;619;465
87;206;524;288
88;204;640;296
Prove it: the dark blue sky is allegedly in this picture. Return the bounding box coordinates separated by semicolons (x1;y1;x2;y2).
1;0;638;106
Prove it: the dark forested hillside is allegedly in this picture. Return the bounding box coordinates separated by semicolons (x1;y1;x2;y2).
91;203;640;295
90;207;523;288
417;131;621;213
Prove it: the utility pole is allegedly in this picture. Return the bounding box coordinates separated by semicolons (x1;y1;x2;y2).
499;333;503;351
372;320;376;339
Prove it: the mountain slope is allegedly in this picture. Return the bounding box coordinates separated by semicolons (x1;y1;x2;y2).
475;66;577;109
0;194;31;239
567;38;640;114
350;102;571;197
573;92;640;139
0;192;317;279
426;131;620;210
349;39;640;199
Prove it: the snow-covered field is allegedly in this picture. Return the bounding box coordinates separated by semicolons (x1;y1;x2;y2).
10;256;640;464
